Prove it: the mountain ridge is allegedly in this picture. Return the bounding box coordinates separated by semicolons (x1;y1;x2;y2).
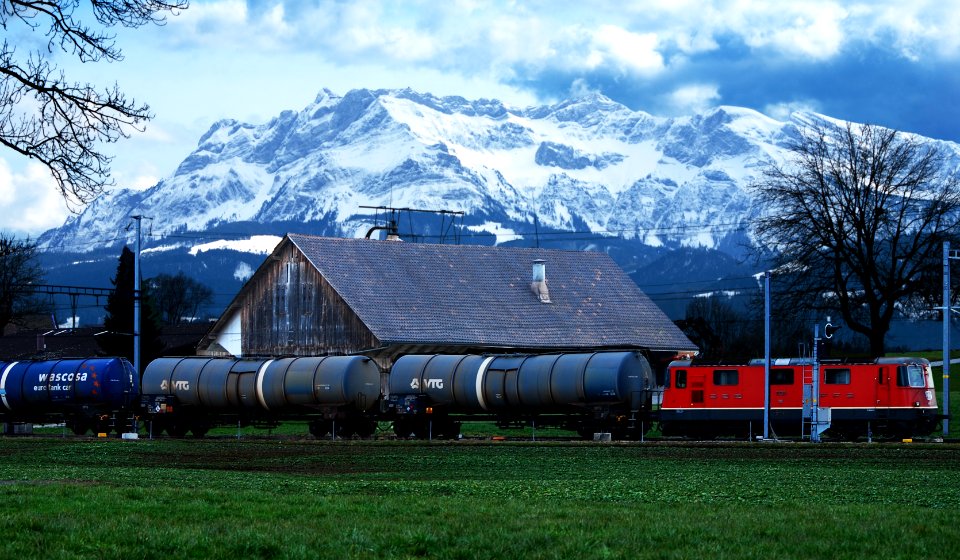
33;88;960;326
39;87;822;253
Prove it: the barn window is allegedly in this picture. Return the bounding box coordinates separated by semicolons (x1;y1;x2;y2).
770;369;794;385
274;285;286;317
301;281;314;315
824;368;851;385
713;369;739;386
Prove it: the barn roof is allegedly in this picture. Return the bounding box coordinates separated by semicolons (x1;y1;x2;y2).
285;234;695;353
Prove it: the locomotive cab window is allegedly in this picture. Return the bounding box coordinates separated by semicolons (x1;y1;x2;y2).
713;369;739;386
770;369;794;385
897;365;926;388
824;368;851;385
675;370;687;389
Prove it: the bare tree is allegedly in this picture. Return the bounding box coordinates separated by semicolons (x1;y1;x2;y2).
753;121;960;356
149;271;212;325
0;232;45;334
0;0;187;209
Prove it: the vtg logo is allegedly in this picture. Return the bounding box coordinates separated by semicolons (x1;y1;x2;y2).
409;378;443;390
160;379;190;391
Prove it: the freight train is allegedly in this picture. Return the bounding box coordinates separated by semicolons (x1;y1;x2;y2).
0;352;943;440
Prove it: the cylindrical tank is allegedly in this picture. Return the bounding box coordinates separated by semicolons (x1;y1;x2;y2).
142;356;381;412
390;352;653;413
259;356;380;411
0;358;138;414
388;354;489;411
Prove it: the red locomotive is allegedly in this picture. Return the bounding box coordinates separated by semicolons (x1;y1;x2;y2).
660;357;939;439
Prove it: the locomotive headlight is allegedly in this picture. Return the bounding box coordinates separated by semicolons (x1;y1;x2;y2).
925;390;933;401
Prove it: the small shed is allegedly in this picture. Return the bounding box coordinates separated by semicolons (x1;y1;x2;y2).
198;234;696;367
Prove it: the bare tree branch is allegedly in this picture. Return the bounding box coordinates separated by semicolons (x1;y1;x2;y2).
0;1;187;209
753;121;960;355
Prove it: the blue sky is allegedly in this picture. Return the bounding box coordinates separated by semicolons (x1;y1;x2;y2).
2;0;958;237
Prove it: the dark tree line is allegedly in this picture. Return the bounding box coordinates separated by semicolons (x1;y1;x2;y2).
98;246;164;370
99;248;213;371
149;271;212;326
0;232;45;334
677;291;865;362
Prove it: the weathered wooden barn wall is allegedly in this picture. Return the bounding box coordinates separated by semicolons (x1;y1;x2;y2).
241;243;379;356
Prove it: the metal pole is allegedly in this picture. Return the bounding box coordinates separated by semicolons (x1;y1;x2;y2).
812;324;821;443
763;271;771;440
132;215;141;376
944;242;951;437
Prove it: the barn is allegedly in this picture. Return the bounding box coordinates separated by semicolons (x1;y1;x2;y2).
198;234;696;369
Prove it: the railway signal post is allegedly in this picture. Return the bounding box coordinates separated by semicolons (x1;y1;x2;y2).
807;320;839;442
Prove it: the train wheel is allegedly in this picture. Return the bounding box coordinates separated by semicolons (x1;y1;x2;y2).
166;423;189;438
338;423;356;438
190;424;210;438
393;419;414;438
352;419;378;439
412;422;431;439
68;419;88;436
441;420;462;439
308;420;330;438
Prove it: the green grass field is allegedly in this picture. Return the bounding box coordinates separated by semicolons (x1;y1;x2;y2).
1;438;958;559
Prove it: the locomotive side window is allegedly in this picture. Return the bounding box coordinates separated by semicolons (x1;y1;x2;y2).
824;368;851;385
675;370;687;389
897;365;926;388
770;369;794;385
713;369;739;386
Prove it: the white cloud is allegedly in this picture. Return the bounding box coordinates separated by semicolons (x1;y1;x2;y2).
763;100;823;121
861;1;960;60
665;84;721;114
0;158;71;237
591;25;664;74
568;78;600;99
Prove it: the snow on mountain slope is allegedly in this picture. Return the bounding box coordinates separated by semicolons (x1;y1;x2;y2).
41;87;949;256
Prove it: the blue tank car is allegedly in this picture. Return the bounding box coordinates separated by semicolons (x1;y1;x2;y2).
0;358;139;435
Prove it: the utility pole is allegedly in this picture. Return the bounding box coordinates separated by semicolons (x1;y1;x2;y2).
811;324;821;443
763;270;771;440
131;215;142;375
943;242;959;436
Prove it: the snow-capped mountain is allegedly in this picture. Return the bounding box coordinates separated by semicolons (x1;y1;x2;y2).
39;88;808;253
35;88;960;325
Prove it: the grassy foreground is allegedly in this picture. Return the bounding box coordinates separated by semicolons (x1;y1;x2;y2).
0;438;958;560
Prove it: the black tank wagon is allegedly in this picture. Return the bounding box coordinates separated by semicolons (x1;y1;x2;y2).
141;356;381;437
387;351;656;439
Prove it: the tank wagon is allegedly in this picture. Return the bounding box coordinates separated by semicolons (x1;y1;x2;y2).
0;358;139;435
386;351;655;439
141;356;381;437
661;357;939;439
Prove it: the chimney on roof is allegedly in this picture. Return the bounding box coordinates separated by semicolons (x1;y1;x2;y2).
530;259;551;303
